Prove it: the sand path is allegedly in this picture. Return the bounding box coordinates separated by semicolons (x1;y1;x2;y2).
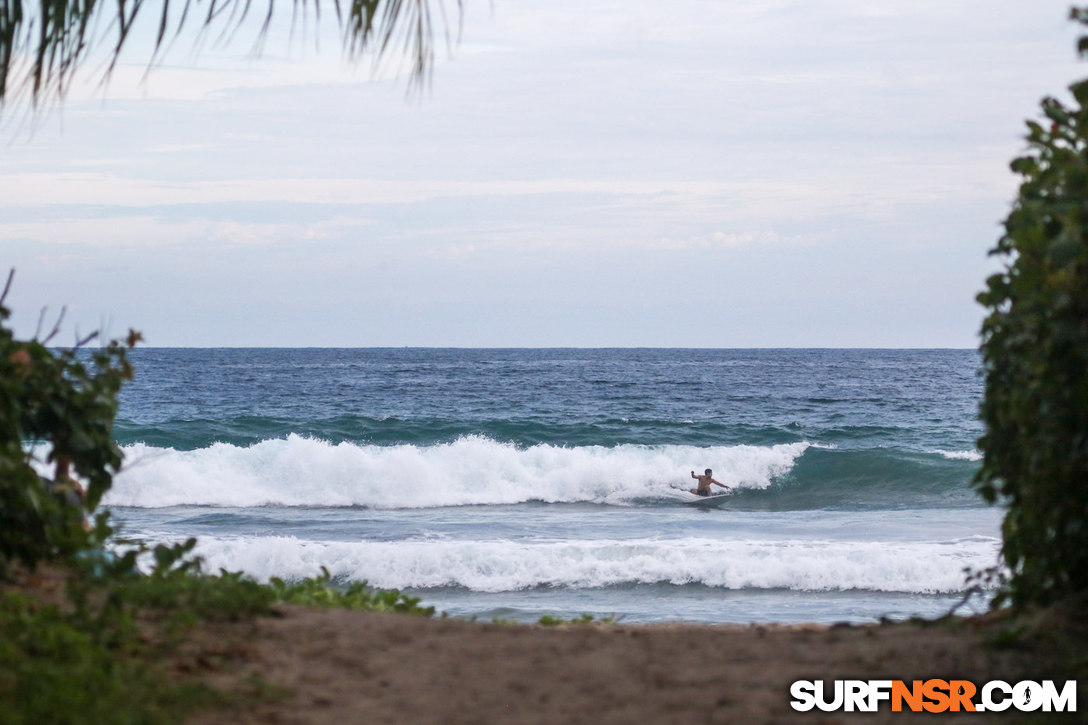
186;606;1075;724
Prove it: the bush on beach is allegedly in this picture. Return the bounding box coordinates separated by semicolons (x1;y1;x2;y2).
975;7;1088;609
0;270;137;572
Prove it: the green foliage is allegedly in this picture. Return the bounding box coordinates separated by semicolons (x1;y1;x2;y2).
0;587;229;725
268;567;435;616
81;540;279;630
537;613;616;626
0;272;140;572
1;551;438;723
78;541;436;623
975;8;1088;608
985;624;1031;652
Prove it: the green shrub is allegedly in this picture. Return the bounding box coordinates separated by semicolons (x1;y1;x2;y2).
0;588;221;725
975;8;1088;608
1;548;436;723
0;271;139;572
268;567;435;616
537;613;615;626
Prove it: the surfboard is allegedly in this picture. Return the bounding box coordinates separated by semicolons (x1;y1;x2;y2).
680;491;732;506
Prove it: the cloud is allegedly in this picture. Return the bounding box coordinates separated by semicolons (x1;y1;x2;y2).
3;0;1082;345
0;168;1007;214
0;212;374;248
630;230;805;252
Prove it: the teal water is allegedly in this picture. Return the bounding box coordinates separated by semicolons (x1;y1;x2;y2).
105;349;1000;624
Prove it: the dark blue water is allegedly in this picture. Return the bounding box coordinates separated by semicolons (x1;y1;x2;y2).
116;348;980;449
105;349;1000;624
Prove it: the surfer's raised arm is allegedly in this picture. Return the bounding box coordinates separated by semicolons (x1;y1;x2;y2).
690;468;730;497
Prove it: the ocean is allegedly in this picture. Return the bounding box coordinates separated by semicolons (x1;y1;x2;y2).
104;348;1001;625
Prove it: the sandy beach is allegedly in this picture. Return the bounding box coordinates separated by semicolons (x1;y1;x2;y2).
182;604;1083;724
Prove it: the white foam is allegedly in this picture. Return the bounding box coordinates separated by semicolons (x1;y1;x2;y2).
187;533;1002;594
105;435;810;508
933;449;983;462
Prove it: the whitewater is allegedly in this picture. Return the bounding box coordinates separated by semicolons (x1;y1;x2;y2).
107;437;812;508
105;348;1000;624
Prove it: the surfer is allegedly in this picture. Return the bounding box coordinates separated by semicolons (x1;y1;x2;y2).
690;469;730;497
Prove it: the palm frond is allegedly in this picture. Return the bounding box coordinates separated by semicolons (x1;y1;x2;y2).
0;0;455;105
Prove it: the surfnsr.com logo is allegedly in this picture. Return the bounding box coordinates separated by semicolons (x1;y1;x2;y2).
790;679;1077;713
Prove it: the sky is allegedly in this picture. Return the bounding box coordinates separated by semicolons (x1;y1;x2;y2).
1;0;1084;347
